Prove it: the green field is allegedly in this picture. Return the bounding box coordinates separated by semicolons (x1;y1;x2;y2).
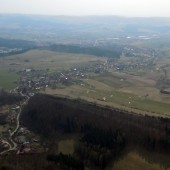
0;71;18;90
44;82;170;117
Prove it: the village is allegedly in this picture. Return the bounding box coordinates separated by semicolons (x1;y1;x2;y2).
0;89;44;155
17;52;158;94
0;48;23;55
0;50;159;155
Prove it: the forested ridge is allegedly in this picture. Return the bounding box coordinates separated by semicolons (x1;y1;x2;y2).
49;44;122;57
18;94;170;169
21;94;170;152
0;94;170;169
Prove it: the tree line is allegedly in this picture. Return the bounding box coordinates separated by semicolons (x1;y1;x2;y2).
0;38;36;57
49;44;122;58
0;89;23;106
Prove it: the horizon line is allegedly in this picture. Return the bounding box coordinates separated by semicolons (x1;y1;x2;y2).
1;12;170;19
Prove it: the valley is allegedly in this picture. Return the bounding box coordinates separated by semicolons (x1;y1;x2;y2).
0;15;170;170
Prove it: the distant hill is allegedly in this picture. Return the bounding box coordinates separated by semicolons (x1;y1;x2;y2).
0;38;35;49
1;14;170;43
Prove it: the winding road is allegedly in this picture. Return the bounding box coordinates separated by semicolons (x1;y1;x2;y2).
0;93;30;155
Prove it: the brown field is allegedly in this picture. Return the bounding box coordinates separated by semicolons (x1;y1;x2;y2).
110;152;170;170
58;139;75;155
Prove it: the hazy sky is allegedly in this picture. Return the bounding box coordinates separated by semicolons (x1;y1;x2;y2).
0;0;170;17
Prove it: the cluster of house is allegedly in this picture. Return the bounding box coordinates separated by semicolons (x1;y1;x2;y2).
107;53;158;72
15;128;40;155
17;61;108;93
16;143;32;155
6;111;16;124
0;48;22;54
16;52;159;95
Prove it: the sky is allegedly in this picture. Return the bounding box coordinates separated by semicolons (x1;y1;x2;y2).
0;0;170;17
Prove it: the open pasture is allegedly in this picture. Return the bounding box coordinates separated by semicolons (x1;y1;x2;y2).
0;70;18;90
44;80;170;117
0;49;105;72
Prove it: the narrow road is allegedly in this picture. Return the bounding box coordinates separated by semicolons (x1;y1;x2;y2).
0;93;30;155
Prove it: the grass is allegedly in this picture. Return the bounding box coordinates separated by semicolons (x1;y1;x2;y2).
55;133;81;155
110;152;169;170
0;71;18;90
130;98;170;114
0;124;11;133
44;81;170;117
0;49;106;72
91;75;134;90
58;139;75;155
84;89;170;116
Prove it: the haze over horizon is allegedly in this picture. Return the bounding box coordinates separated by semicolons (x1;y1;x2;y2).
0;0;170;18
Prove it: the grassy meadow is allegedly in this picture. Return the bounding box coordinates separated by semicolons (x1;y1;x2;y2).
0;70;19;90
0;49;106;72
44;82;170;117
